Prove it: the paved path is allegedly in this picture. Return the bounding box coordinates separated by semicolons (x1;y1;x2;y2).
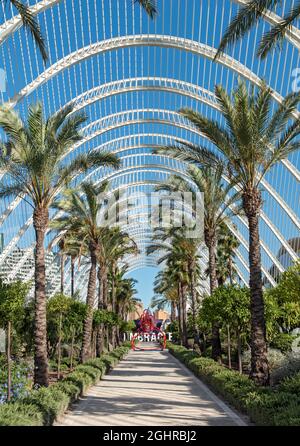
57;348;247;426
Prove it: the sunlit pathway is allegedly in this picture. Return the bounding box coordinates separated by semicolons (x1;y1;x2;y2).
56;347;247;426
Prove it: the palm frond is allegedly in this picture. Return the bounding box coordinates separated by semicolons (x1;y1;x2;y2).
134;0;157;19
215;0;278;59
8;0;48;62
258;2;300;58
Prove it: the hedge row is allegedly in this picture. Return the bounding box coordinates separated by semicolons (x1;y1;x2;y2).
168;343;300;426
0;344;130;426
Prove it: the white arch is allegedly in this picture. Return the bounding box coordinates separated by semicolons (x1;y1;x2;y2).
9;34;289;108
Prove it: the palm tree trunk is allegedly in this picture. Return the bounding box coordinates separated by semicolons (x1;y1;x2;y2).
177;281;183;344
80;243;98;363
57;312;62;380
111;262;117;349
227;325;231;369
243;188;269;385
33;207;49;387
205;229;222;362
181;282;188;347
69;326;75;370
71;256;75;297
188;261;199;345
7;321;11;402
237;329;242;374
96;266;106;357
60;254;65;294
170;301;176;323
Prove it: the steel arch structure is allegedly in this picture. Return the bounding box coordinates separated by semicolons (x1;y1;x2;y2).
0;0;299;298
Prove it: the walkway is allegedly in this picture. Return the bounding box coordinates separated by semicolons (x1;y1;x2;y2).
57;348;247;426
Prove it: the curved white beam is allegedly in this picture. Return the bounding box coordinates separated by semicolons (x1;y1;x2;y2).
1;137;297;272
9;34;290;108
1;0;299;57
67;109;300;230
0;0;62;46
61;76;300;183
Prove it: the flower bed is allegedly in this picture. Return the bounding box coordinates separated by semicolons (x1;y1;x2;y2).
0;344;130;426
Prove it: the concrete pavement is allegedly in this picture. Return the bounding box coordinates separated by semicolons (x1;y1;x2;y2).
56;347;247;426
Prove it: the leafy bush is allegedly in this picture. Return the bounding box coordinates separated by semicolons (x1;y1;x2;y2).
55;381;81;402
270;352;300;385
63;370;93;395
0;402;43;426
0;357;32;404
74;365;101;383
168;343;300;426
271;333;297;353
0;343;130;426
242;348;285;373
85;358;108;376
22;386;69;425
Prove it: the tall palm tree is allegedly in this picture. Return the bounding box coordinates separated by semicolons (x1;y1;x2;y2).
49;230;86;297
216;223;240;286
147;227;195;347
154;167;240;360
113;266;138;345
107;232;138;348
51;180;120;363
5;0;48;61
0;103;118;386
216;0;300;59
166;81;300;384
135;0;158;19
152;270;179;322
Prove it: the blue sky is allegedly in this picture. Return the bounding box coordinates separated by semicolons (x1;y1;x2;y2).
126;267;159;309
0;0;299;294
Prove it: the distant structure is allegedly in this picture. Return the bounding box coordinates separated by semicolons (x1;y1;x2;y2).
128;301;144;321
0;247;61;297
154;308;170;322
264;237;300;285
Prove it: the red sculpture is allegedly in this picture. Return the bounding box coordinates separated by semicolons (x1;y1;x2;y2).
131;309;167;351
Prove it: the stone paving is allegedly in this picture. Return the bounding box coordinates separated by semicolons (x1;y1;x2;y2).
56;348;247;426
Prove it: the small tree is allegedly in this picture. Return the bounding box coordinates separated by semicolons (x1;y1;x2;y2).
199;285;250;373
264;262;300;334
0;280;30;401
47;293;71;379
213;285;250;373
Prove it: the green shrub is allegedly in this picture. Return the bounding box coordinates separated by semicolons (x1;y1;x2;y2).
85;358;108;376
55;381;81;402
22;386;69;425
63;370;93;395
0;343;129;426
167;342;300;426
75;365;101;383
0;402;43;426
271;333;297;353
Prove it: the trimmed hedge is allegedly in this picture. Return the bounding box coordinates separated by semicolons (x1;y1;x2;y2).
0;344;130;426
168;343;300;426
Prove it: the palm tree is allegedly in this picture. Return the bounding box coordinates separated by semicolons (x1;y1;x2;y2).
147;227;196;347
135;0;158;19
51;180;120;363
216;0;300;59
168;81;300;384
154;167;240;360
216;223;240;286
49;230;86;297
113;266;138;345
108;233;138;348
152;270;179;322
5;0;48;61
0;103;118;386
